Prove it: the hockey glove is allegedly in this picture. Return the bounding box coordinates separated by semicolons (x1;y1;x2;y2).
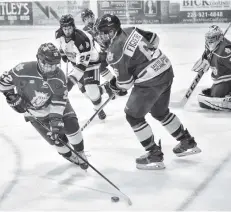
109;77;126;95
49;117;64;140
5;92;27;113
192;58;210;73
61;55;69;63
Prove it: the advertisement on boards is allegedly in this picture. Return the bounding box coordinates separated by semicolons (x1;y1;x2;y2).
97;0;161;24
0;2;33;25
32;0;89;25
179;0;231;23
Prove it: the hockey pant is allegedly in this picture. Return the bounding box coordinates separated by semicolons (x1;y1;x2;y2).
125;69;189;151
198;81;231;111
68;66;105;110
29;101;84;158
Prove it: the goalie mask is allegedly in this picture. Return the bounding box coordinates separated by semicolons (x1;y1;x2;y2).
37;43;61;77
59;14;75;38
205;25;224;51
97;14;121;43
81;9;95;28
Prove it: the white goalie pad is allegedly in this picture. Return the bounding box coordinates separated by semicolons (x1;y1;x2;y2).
198;92;231;111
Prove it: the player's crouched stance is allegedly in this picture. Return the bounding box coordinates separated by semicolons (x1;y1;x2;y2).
0;43;88;170
193;25;231;111
97;14;201;170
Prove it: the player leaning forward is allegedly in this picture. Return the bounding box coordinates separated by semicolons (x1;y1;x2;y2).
195;25;231;111
97;14;201;170
55;14;113;120
0;43;88;170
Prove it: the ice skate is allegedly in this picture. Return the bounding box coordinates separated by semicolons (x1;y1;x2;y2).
69;151;89;170
173;129;201;157
136;141;165;170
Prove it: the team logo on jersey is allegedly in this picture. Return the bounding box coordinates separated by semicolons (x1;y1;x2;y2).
41;81;49;88
107;52;114;61
31;91;50;108
79;44;84;50
225;47;231;54
124;30;142;57
14;63;24;72
86;42;90;49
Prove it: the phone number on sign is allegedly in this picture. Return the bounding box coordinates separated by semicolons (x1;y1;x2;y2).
187;11;223;18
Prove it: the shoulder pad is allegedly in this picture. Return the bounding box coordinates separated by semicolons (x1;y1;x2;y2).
221;44;231;56
123;27;136;35
55;28;64;39
12;61;37;75
73;29;91;53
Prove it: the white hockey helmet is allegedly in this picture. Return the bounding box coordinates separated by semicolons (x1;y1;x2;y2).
205;25;224;51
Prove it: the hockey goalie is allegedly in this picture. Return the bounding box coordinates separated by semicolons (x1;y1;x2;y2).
194;25;231;111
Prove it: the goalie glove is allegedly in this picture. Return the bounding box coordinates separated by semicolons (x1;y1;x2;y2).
4;91;27;113
109;77;126;95
192;58;210;73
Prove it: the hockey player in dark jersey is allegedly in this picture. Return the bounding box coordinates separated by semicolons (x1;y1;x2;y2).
56;14;113;120
193;25;231;111
0;43;88;170
97;14;201;170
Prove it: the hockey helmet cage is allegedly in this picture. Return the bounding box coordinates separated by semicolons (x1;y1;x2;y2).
205;25;224;51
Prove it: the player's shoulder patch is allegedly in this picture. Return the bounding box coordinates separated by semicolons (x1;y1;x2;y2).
73;29;91;53
55;28;64;39
224;45;231;55
123;28;142;57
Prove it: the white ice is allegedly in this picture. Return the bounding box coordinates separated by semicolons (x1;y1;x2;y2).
0;24;231;211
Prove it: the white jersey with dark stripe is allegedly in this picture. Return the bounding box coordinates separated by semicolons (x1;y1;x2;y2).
106;27;172;90
55;28;100;73
0;61;67;119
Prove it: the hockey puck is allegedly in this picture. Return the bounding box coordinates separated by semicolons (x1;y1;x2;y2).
111;196;120;202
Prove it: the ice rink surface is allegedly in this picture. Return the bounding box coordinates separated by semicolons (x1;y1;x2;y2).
1;23;231;211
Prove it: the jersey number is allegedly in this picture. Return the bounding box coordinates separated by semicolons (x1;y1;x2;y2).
80;54;90;63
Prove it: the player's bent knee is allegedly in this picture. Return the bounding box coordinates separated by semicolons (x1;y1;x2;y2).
151;108;170;121
63;116;80;135
125;113;145;127
198;89;231;111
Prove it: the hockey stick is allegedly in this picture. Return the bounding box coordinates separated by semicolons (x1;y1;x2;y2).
26;108;132;205
65;61;69;83
171;22;231;108
80;93;115;132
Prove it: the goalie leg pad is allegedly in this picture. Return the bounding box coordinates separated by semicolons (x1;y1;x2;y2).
198;88;231;111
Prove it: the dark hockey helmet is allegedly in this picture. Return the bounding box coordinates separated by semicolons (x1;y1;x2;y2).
59;14;75;28
37;43;61;77
97;14;121;42
97;14;121;33
81;9;94;21
205;25;224;51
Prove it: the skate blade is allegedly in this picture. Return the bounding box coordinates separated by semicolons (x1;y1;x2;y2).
136;162;165;170
176;146;202;157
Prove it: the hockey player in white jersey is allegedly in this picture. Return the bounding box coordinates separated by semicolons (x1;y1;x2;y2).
55;14;113;120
